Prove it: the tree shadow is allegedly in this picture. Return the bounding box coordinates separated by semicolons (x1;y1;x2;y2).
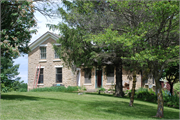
1;94;40;101
1;93;179;119
86;100;179;119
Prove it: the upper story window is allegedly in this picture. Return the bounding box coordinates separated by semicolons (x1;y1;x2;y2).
40;47;46;59
54;50;59;59
54;44;61;59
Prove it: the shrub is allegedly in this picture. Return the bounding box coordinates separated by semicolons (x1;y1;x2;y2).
174;82;180;93
99;87;106;92
29;86;78;92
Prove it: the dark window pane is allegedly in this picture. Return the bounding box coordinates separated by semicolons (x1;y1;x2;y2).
56;68;62;83
38;75;43;83
57;68;62;73
56;74;62;83
84;68;91;83
107;66;114;83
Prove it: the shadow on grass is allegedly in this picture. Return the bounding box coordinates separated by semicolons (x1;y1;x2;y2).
1;94;40;101
1;93;179;119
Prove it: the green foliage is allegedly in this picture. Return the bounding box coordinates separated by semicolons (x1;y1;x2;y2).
29;86;79;92
99;87;106;92
1;0;36;91
12;80;27;92
162;89;179;108
173;82;180;93
127;87;179;108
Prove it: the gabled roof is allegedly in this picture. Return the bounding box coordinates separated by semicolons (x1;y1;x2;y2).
29;31;60;51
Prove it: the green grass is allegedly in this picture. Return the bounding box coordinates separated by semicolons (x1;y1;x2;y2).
1;92;179;119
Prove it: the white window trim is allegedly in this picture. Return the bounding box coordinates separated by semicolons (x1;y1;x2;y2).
54;65;63;68
37;84;44;86
39;44;48;47
36;66;45;68
106;83;115;85
83;84;92;86
39;60;47;62
53;59;61;62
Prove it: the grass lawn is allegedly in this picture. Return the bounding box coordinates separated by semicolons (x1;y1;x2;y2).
1;92;179;119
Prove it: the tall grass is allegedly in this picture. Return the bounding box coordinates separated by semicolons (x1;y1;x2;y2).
29;86;79;92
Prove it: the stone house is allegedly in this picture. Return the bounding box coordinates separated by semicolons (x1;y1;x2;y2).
28;31;156;91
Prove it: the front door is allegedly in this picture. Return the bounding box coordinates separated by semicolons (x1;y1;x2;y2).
96;70;102;88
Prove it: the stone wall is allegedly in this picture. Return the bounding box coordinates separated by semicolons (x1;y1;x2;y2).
28;38;77;90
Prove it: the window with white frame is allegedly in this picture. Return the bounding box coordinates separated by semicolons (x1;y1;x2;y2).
84;68;91;83
107;66;114;83
54;49;59;59
40;47;46;59
56;68;62;83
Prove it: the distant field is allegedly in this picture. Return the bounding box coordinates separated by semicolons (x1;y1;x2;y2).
1;92;179;119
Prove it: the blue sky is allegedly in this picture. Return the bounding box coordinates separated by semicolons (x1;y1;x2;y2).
13;10;61;83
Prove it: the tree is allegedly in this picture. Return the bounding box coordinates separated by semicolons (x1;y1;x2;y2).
48;0;178;118
48;0;131;97
77;0;179;118
112;1;179;117
162;65;179;95
1;0;36;91
1;0;58;92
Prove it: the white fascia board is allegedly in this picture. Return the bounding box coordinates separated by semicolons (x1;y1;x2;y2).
30;33;59;51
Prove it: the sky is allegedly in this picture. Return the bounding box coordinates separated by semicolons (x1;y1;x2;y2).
13;10;61;83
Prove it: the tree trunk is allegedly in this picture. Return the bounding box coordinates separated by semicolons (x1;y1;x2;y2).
129;70;136;106
170;83;173;95
155;80;164;118
114;60;123;97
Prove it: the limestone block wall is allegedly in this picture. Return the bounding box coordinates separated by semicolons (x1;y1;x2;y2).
28;38;77;90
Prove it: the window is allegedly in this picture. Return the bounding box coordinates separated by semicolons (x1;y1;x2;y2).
84;68;91;83
107;66;114;83
56;68;62;83
40;47;46;59
38;68;43;84
145;79;148;84
153;77;155;84
54;49;59;59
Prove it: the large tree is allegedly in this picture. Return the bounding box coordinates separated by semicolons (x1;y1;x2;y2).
48;0;132;97
1;0;37;91
68;0;178;118
103;1;179;117
48;0;178;118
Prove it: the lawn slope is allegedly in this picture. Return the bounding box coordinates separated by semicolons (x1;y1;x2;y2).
1;92;179;119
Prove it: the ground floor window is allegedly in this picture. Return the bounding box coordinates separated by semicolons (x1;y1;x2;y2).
38;68;43;83
107;66;114;83
84;68;91;83
56;68;62;83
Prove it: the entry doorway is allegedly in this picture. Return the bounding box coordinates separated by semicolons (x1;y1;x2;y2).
96;70;102;88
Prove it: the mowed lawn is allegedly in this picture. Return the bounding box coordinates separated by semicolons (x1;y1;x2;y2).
1;92;179;119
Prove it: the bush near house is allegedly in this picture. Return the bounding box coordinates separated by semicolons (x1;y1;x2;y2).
125;87;179;109
29;86;80;92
